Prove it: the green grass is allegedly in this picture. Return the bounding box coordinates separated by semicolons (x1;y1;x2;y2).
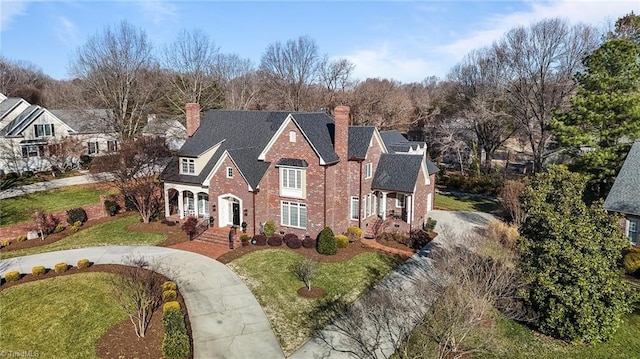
0;273;127;359
1;216;166;259
228;249;400;355
0;186;108;226
434;192;500;214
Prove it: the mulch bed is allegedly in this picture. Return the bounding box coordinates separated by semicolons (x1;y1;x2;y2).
217;239;406;265
375;231;438;253
0;264;193;359
297;286;326;299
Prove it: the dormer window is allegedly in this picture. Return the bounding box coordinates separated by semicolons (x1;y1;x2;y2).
226;167;233;178
181;158;195;174
35;124;54;137
289;131;296;142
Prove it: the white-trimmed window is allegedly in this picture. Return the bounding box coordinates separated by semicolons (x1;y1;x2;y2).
627;218;639;246
21;145;41;158
34;124;54;137
88;141;99;155
396;194;406;208
281;201;307;228
280;167;305;198
289;131;296;142
107;140;118;152
350;196;359;220
181;158;195;174
365;163;372;179
226;167;233;178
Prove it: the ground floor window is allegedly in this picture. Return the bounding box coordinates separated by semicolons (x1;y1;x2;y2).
21;145;43;158
107;140;118;152
350;196;359;220
88;141;99;154
281;201;307;229
627;218;638;246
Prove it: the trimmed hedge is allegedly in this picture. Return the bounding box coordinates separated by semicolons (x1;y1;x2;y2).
5;271;20;282
163;301;181;312
347;226;362;241
267;235;283;247
54;262;68;273
263;220;277;237
302;236;315;249
284;233;301;249
163;290;178;303
162;281;177;291
66;207;88;225
253;234;267;246
162;309;190;359
77;259;90;269
335;234;349;248
104;200;120;216
32;266;45;276
317;227;337;255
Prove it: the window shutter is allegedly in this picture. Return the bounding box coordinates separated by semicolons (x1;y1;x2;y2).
51;124;55;136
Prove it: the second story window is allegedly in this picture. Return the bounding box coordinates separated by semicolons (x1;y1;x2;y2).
226;167;233;178
35;124;54;137
181;158;195;174
365;163;372;179
289;131;296;142
280;167;305;199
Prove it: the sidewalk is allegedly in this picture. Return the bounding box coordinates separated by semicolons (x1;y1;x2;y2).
0;173;101;200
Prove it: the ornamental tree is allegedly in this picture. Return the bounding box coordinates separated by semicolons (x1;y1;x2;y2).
518;165;630;343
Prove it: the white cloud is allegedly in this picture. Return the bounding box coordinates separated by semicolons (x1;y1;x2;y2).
138;0;177;25
1;0;28;32
437;0;639;61
57;16;79;49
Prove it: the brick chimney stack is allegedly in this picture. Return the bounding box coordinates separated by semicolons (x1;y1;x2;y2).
185;103;201;137
334;106;350;162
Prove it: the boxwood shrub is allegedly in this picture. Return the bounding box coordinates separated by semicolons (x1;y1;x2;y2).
54;262;68;273
66;207;87;225
77;259;90;269
302;235;315;249
5;271;20;282
335;234;349;249
163;301;181;312
267;235;283;247
317;227;337;255
162;281;177;291
163;290;178;303
32;266;45;276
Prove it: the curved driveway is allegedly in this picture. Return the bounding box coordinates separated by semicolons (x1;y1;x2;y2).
0;246;284;359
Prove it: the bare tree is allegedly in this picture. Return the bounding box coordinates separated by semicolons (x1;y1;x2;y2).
214;53;259;109
45;136;85;174
0;56;51;105
496;19;598;172
110;256;163;338
433;118;471;174
70;21;159;139
292;258;317;291
350;78;414;131
90;137;171;223
162;29;224;114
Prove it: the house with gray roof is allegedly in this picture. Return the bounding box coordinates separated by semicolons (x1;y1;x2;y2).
161;105;438;239
604;141;640;246
0;93;119;173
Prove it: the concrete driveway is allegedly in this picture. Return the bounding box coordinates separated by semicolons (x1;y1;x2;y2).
0;246;284;359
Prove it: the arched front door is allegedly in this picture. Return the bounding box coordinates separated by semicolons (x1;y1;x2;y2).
218;194;242;227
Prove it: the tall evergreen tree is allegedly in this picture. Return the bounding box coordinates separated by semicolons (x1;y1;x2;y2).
519;166;630;343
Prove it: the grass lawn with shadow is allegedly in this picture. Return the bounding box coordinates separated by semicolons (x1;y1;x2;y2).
0;215;166;259
434;192;500;214
228;249;400;355
0;273;127;359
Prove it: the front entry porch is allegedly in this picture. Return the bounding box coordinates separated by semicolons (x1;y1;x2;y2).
164;185;210;220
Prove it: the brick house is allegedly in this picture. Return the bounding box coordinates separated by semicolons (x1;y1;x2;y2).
604;141;640;247
161;104;438;239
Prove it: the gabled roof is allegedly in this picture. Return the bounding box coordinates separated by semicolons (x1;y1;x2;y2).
348;126;375;159
163;110;341;188
0;98;24;121
49;109;114;134
372;154;424;193
604;142;640;215
379;129;426;154
0;105;46;136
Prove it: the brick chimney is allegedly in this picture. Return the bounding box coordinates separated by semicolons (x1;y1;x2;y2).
334;106;350;161
185;103;201;137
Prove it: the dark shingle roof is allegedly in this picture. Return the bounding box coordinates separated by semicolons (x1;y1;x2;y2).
379;129;426;154
275;158;308;168
1;105;45;136
426;160;440;175
604;142;640;215
348;126;375;159
49;109;114;134
371;154;423;193
162;110;339;189
0;98;23;121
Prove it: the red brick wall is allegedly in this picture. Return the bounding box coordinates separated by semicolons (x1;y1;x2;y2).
208;155;254;233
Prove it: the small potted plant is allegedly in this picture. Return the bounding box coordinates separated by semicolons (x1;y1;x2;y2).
209;216;215;226
241;221;248;233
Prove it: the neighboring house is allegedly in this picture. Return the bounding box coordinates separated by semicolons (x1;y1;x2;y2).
604;141;640;247
141;114;187;151
161;104;438;239
0;93;119;173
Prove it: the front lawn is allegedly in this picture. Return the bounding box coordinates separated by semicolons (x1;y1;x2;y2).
434;192;500;214
228;249;399;355
0;273;127;359
0;185;109;226
0;215;166;259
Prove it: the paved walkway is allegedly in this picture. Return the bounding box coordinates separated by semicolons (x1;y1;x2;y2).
168;240;231;260
0;246;283;359
0;173;100;199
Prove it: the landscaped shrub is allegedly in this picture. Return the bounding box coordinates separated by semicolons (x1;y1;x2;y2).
79;155;92;169
0;240;9;248
623;251;640;275
347;226;362;242
16;235;26;242
335;234;349;248
77;259;90;269
69;224;80;233
240;234;251;246
317;227;337;255
104;200;120;216
181;216;198;239
4;172;19;180
284;233;301;249
33;209;60;236
378;232;410;246
441;174;503;196
54;262;68;273
162;281;177;291
66;207;87;225
32;266;45;276
263;220;277;237
302;235;315;249
54;224;66;233
162;309;190;359
253;234;267;246
267;235;283;246
486;220;519;248
163;290;178;302
22;170;34;178
5;271;20;282
163;301;181;312
424;217;438;232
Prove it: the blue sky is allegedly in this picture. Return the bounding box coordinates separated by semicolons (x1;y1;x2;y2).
1;1;638;83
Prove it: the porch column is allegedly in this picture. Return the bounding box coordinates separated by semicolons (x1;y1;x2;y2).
178;190;184;219
406;194;412;226
164;187;170;218
194;194;199;218
381;192;387;220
